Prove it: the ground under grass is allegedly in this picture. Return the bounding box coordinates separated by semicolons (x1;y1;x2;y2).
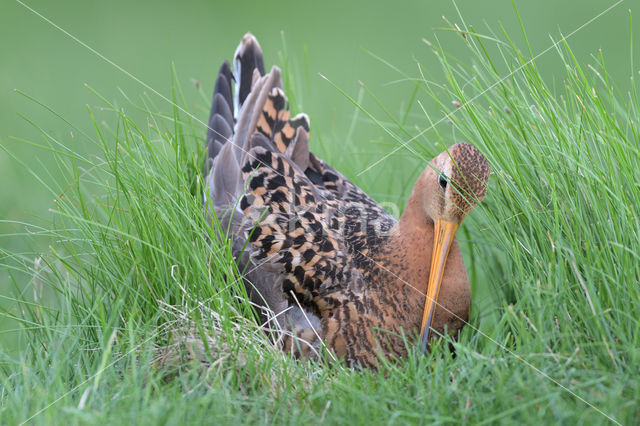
1;17;639;425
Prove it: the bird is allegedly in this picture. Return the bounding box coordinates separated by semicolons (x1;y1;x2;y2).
204;33;490;368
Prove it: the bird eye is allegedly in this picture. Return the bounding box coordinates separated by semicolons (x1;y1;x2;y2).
438;174;448;190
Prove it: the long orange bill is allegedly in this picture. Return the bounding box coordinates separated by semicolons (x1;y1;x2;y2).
420;218;459;352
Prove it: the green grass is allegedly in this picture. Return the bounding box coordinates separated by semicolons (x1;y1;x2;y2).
2;13;640;425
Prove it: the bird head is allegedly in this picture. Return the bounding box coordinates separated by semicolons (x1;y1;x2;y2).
422;142;490;225
419;142;490;350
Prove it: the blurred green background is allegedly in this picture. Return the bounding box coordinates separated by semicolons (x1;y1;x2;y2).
0;0;635;343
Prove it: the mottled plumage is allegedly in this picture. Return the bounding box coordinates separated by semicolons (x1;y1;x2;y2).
205;34;490;368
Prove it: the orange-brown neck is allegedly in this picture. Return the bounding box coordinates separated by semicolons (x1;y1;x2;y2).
389;185;434;297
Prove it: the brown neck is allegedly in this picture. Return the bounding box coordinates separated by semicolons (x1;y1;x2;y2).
381;183;434;297
399;182;431;229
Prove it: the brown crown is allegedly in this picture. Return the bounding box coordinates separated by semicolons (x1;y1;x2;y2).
448;143;491;210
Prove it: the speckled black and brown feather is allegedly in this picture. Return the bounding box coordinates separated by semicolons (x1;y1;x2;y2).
255;88;309;153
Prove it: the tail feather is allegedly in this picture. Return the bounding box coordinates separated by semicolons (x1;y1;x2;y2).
254;87;310;170
236;69;283;164
233;33;266;116
206;60;234;172
211;93;234;131
208;112;233;159
286;126;310;171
